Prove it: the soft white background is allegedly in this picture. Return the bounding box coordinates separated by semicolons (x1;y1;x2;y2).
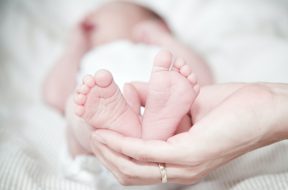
1;0;288;190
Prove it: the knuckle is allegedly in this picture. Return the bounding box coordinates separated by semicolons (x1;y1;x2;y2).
186;167;208;183
119;166;135;178
117;176;133;186
137;151;153;162
121;168;133;178
119;144;126;155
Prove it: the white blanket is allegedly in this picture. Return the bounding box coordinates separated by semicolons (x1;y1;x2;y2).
78;41;160;88
1;0;288;190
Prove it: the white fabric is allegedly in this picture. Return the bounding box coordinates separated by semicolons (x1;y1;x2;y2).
78;41;160;88
1;0;288;189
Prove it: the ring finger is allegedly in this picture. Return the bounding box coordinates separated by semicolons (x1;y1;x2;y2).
91;140;162;185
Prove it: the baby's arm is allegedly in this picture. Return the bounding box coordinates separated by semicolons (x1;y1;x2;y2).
43;22;93;113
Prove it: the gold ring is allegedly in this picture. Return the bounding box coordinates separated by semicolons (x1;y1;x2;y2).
158;163;168;183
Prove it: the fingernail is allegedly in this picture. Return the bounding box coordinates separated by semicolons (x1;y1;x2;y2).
92;134;105;144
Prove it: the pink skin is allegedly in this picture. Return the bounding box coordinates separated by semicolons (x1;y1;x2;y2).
42;21;93;113
43;2;166;114
133;20;214;86
83;2;163;47
43;3;212;114
71;50;199;153
74;70;141;138
43;2;213;156
142;50;199;140
89;83;288;185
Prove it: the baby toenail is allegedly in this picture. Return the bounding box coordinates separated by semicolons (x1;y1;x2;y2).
94;70;113;87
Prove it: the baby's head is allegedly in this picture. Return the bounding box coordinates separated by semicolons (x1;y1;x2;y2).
83;1;170;46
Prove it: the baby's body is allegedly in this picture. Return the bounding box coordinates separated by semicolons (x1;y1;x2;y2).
44;1;213;156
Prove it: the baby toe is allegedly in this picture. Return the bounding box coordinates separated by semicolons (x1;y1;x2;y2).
77;84;90;94
180;64;192;77
153;50;173;71
187;73;197;84
94;70;113;88
174;58;185;70
74;93;87;105
83;75;95;87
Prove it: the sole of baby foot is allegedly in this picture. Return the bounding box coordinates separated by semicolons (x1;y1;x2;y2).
73;70;141;137
142;50;199;140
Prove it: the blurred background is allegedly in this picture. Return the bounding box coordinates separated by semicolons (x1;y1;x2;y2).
1;0;288;189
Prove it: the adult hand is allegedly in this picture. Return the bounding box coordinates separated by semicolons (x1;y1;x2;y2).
90;84;288;185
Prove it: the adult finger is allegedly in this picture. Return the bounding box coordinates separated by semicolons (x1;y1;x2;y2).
90;140;122;180
91;139;162;185
92;138;205;185
91;129;187;163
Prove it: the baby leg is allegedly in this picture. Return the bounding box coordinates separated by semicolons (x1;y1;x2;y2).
133;21;213;85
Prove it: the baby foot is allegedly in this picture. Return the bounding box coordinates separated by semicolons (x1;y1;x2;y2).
74;70;141;137
142;50;199;140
